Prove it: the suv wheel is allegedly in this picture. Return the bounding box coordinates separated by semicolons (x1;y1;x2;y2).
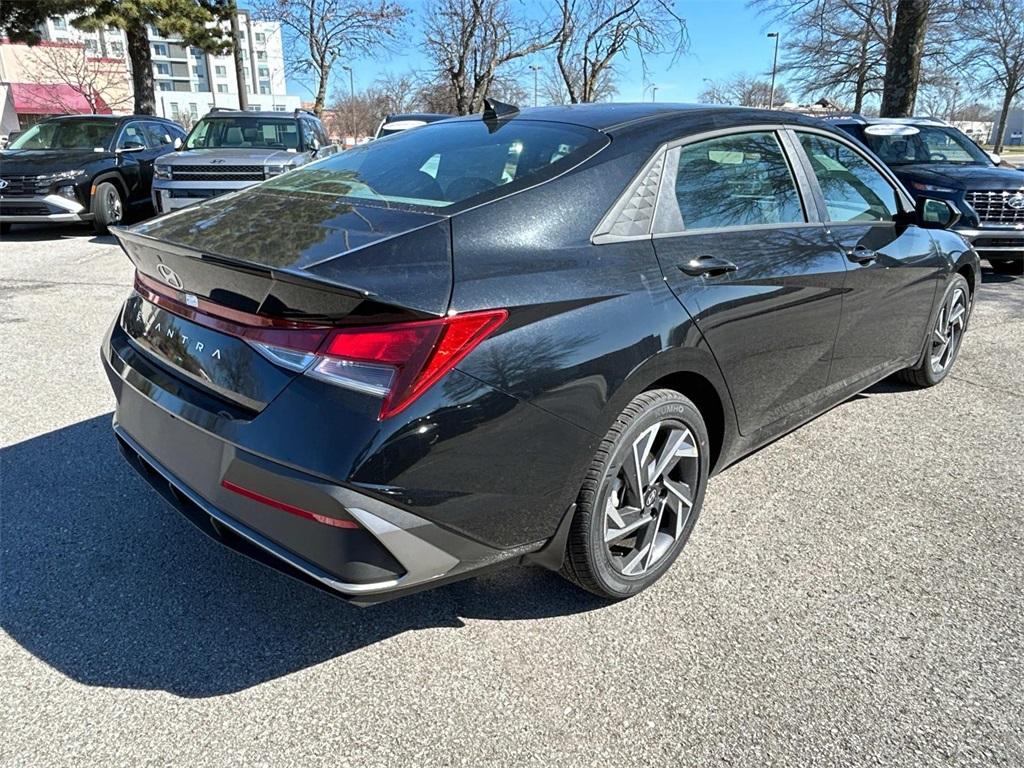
92;181;123;235
562;389;709;599
989;258;1023;275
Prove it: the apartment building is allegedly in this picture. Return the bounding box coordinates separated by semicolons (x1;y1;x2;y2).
1;9;296;134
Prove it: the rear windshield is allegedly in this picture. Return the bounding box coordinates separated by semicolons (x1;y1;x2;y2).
261;119;607;208
186;117;301;151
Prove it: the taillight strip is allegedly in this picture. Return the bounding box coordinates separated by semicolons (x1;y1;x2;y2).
221;479;361;529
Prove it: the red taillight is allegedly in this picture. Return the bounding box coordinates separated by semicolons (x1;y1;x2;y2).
134;270;507;420
315;310;508;419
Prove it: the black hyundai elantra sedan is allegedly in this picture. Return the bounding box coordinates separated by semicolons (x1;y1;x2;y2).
102;102;979;604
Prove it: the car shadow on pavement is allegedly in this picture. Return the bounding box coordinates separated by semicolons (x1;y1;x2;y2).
1;415;605;698
2;223;116;245
981;264;1023;284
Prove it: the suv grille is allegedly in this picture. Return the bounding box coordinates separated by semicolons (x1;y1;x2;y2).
170;165;265;182
0;174;51;196
965;190;1024;226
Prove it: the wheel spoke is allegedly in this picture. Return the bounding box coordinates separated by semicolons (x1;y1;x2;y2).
651;428;697;481
948;303;965;327
643;499;667;570
621;543;652;576
604;507;654;542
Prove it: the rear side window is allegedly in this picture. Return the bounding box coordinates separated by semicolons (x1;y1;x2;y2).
673;131;805;230
261;119;607;209
797;133;899;222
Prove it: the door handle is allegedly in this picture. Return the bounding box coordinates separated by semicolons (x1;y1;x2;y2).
678;255;738;277
846;245;878;264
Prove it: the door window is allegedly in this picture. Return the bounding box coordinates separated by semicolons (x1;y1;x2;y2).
797;133;899;222
117;123;147;149
142;122;171;147
672;131;805;230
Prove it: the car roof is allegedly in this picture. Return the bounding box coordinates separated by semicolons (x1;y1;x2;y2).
385;112;451;122
436;102;836;135
827;115;949;127
42;114;178;124
201;110;307;120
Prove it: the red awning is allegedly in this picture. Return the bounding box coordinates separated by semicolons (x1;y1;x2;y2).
8;82;111;116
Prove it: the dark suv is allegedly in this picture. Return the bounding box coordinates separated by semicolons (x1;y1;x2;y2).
830;116;1024;273
0;114;186;235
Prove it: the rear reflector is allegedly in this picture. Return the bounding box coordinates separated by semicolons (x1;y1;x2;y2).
221;479;360;529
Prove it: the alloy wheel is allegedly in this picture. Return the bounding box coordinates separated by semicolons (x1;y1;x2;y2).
929;287;967;374
603;420;700;576
107;188;122;223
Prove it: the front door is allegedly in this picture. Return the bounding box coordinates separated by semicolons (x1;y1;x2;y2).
790;130;944;387
652;129;848;436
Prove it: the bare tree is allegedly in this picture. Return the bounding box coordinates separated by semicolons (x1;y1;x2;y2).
698;73;790;107
374;72;420;113
258;0;410;116
879;0;929;116
551;0;687;103
422;0;557;115
543;62;616;104
24;42;133;114
959;0;1024;152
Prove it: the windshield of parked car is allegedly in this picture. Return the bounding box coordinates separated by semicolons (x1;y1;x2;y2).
7;120;116;151
862;125;991;166
185;117;301;151
260;119;606;208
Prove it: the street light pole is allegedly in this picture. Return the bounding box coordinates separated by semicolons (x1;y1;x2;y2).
767;32;780;110
651;84;658;103
529;65;541;107
342;65;354;144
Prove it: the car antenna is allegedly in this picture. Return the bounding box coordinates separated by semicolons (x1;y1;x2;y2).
482;98;519;122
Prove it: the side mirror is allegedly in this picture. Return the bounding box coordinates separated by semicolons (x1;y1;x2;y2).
118;140;146;153
916;197;961;230
173;136;183;150
988;151;1002;165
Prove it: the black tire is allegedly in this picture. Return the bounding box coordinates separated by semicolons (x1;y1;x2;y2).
91;181;123;235
562;389;710;599
0;223;10;236
896;274;970;388
989;259;1023;275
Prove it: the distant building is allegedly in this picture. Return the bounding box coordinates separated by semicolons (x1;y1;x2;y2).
951;120;994;143
1;9;297;134
989;109;1023;146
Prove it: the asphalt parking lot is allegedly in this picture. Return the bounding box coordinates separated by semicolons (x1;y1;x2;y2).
2;224;1022;767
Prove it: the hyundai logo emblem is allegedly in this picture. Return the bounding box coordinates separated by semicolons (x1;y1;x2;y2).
1007;193;1024;211
0;179;8;190
157;264;184;290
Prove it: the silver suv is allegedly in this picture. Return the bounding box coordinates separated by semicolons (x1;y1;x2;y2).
152;108;335;213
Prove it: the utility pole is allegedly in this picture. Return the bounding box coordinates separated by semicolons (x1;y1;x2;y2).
529;65;541;107
342;65;354;144
651;84;658;102
767;32;780;109
228;1;248;111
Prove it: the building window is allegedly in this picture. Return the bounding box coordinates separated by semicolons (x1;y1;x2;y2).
259;84;271;95
170;103;180;118
84;39;98;53
51;17;67;30
189;103;199;118
154;62;170;75
273;104;287;112
258;66;270;77
158;82;173;92
256;51;267;60
255;32;266;44
108;41;124;57
247;105;260;111
217;84;228;93
153;43;168;57
214;65;227;77
107;26;119;34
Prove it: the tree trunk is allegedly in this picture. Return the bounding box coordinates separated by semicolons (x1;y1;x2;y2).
993;86;1015;154
313;63;329;116
880;0;929;117
228;2;249;110
125;21;154;115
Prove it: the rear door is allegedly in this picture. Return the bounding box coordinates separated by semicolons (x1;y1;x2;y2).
116;121;162;203
788;129;943;386
651;127;848;436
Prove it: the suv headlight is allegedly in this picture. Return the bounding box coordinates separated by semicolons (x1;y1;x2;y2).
909;181;959;194
264;163;291;178
154;164;172;180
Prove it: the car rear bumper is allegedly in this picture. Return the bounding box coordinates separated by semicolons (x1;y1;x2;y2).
0;194;92;223
955;227;1024;261
101;318;544;604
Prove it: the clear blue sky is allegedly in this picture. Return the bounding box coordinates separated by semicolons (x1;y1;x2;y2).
286;0;787;105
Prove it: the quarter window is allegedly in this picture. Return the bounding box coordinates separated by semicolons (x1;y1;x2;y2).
673;131;805;230
797;133;899;222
